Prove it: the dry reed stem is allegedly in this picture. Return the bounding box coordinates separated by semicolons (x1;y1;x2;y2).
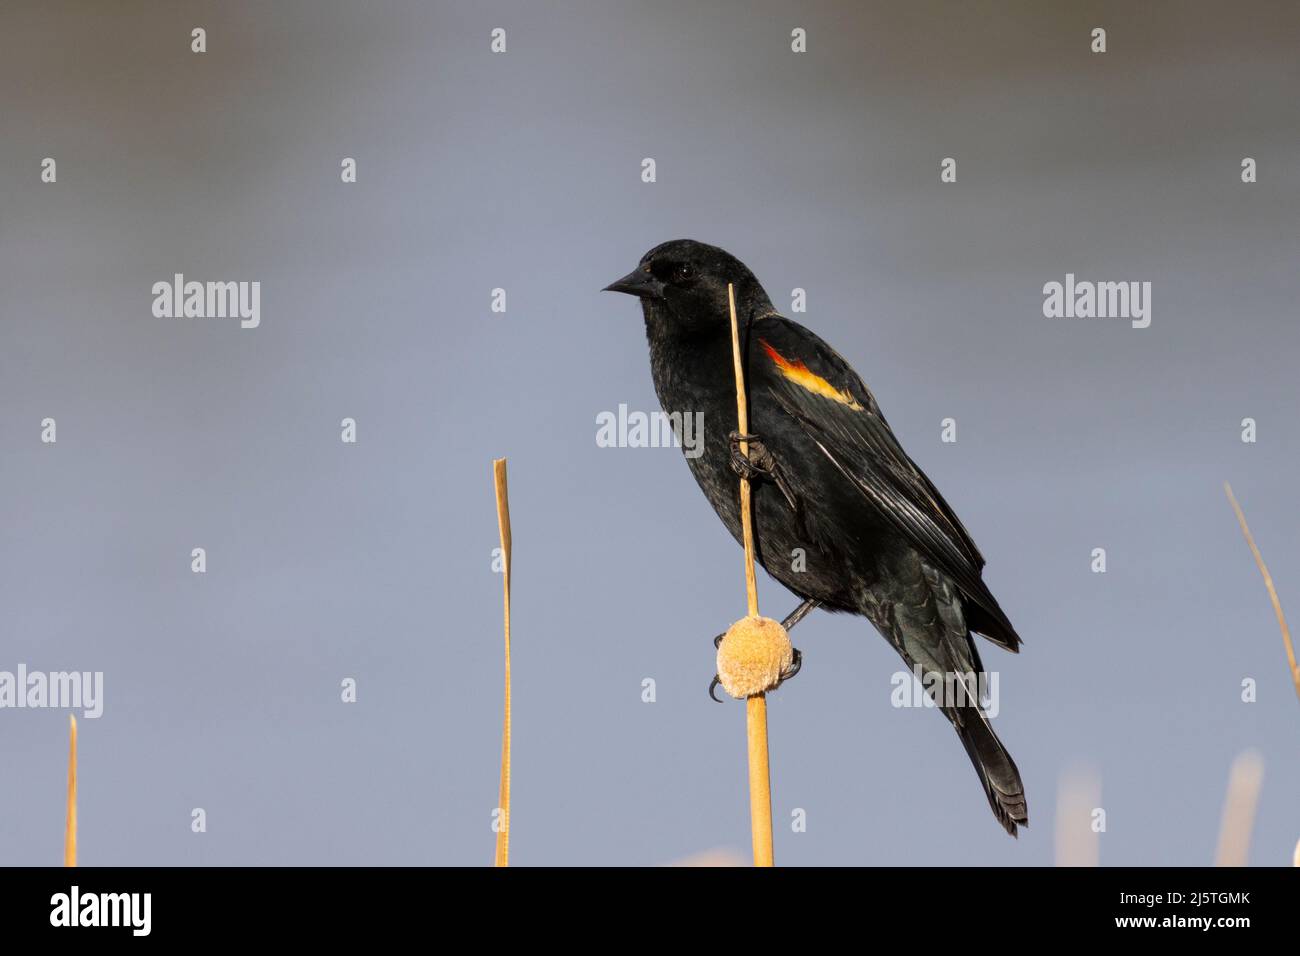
729;284;759;619
1223;482;1299;703
492;458;513;867
745;696;773;866
667;847;747;867
1054;764;1101;867
727;282;775;867
1214;749;1263;867
64;714;77;867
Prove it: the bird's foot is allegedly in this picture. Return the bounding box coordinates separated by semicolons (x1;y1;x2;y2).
727;430;774;481
727;431;798;511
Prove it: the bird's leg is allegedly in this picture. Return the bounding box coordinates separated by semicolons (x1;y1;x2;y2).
779;597;820;631
710;598;819;701
773;597;818;686
727;430;798;512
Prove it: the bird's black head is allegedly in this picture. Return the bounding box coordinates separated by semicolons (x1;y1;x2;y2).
603;239;774;336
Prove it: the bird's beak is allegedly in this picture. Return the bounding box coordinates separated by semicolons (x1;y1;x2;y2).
602;266;665;300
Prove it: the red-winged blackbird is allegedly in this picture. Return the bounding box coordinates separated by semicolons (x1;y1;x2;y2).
605;239;1028;835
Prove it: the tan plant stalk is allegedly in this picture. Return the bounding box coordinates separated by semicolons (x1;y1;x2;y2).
1054;764;1101;867
492;458;513;867
727;283;775;868
64;715;77;867
1214;749;1263;867
1223;482;1299;703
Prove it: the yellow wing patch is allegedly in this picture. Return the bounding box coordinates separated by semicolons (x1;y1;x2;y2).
759;339;863;410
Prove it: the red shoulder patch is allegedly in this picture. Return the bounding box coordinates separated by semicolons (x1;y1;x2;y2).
758;339;863;410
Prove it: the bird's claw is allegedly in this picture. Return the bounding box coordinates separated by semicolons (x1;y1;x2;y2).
727;430;770;482
777;648;803;686
710;630;726;700
708;674;724;703
727;430;798;512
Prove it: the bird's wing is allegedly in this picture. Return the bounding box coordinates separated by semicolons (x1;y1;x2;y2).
748;317;1019;647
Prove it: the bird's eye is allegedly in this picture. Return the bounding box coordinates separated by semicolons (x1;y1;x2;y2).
674;263;697;282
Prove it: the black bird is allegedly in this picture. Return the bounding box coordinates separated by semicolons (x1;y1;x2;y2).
604;239;1028;835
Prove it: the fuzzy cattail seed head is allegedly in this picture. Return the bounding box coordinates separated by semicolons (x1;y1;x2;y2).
716;615;793;699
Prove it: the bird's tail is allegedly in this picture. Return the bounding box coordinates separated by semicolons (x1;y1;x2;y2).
880;555;1028;835
952;707;1028;836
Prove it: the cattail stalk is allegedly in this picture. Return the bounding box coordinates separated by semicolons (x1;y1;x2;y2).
727;283;775;867
64;715;77;867
492;458;513;867
1214;749;1263;866
1223;482;1299;703
1054;764;1101;867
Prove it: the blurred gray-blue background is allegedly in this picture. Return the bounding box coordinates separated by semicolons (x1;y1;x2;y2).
1;0;1298;865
